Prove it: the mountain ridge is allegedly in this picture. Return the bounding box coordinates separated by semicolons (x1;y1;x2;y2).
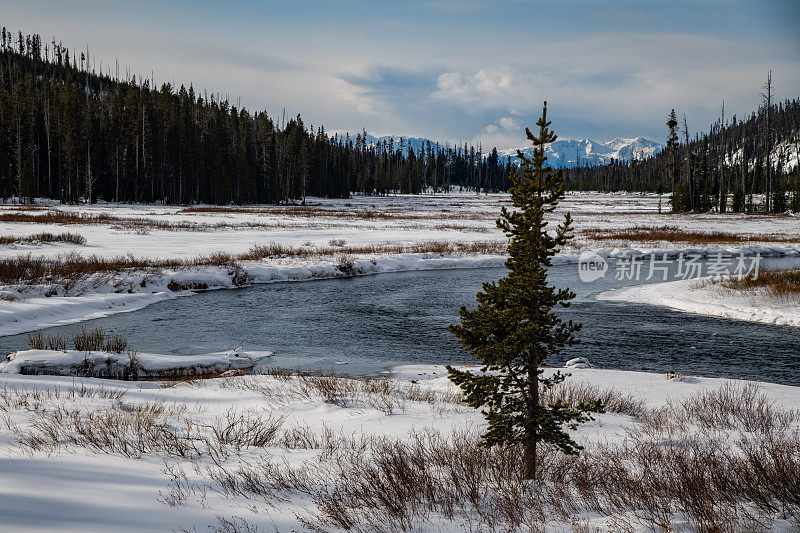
333;132;664;168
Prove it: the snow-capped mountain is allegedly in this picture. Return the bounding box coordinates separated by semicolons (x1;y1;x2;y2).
498;137;663;167
332;131;663;168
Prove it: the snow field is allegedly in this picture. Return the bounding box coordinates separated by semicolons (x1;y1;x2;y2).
0;366;798;531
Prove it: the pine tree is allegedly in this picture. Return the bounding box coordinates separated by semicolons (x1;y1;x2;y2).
666;109;679;194
446;102;602;480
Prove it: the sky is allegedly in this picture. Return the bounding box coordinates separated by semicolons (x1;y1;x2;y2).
3;0;799;150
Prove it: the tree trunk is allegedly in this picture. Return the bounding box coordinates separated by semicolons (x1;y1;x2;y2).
523;363;540;480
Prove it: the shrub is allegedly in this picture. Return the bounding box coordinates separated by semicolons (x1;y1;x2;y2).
26;332;45;350
73;327;106;352
0;232;86;246
104;334;128;354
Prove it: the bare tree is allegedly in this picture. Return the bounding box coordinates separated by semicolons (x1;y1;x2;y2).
719;100;727;213
683;114;695;211
759;71;773;212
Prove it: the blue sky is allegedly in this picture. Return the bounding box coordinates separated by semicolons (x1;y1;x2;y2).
4;0;799;149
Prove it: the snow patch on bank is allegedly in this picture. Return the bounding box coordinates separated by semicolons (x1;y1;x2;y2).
0;292;174;337
597;277;800;327
0;349;274;379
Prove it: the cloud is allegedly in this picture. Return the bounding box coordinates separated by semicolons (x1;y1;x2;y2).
433;67;517;108
337;65;441;121
499;116;519;131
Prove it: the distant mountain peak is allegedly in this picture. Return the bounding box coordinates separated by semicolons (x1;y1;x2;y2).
498;136;663;167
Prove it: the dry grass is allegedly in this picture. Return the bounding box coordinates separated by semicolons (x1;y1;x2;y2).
2;372;798;530
0;251;247;285
0;240;504;285
229;369;465;416
702;268;800;300
541;380;647;418
178;205;492;221
583;226;800;245
0;292;26;302
245;384;800;531
0;210;266;231
26;332;67;351
27;328;128;354
0;232;86;245
240;240;505;261
1;205;494;232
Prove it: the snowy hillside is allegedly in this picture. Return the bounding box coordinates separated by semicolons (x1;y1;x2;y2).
727;138;800;174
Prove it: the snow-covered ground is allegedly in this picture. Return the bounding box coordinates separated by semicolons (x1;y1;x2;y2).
3;192;800;336
598;276;800;327
0;364;797;531
3;193;800;531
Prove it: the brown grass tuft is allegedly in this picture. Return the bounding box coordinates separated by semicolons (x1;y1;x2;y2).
0;232;86;245
702;268;800;299
583;226;800;245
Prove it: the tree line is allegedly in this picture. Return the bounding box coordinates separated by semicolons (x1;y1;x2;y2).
562;80;800;213
4;29;797;208
0;29;513;204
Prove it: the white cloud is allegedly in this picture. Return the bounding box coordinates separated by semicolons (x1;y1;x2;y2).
433;67;516;107
499;116;519;131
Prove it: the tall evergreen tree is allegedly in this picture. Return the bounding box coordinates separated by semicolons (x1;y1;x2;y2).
446;102;601;480
666;109;679;194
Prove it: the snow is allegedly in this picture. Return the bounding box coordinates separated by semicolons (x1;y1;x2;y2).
565;357;591;368
0;348;272;378
598;276;800;327
0;292;175;337
498;136;664;167
0;365;797;531
3;193;800;529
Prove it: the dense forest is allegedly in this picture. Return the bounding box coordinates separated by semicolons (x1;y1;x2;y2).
2;29;798;209
562;90;800;213
0;29;513;204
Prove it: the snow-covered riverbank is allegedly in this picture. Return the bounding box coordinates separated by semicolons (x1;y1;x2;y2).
598;276;800;327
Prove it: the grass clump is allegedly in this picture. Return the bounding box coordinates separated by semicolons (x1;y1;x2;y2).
26;332;68;351
0;232;86;245
73;327;106;352
26;328;129;354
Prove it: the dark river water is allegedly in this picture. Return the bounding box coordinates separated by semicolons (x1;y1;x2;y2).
3;257;800;384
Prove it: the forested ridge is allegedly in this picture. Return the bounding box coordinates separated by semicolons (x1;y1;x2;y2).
2;28;798;207
562;90;800;213
0;29;513;204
